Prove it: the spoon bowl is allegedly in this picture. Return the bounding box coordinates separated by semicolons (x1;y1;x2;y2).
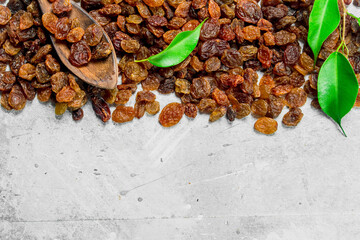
38;0;118;89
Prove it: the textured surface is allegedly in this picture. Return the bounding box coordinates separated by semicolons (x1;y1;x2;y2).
2;6;360;240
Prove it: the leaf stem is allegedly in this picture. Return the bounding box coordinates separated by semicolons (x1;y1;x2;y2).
134;59;149;63
339;0;349;57
339;123;348;137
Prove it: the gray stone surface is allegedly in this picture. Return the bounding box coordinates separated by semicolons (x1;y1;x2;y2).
1;3;360;239
1;89;360;239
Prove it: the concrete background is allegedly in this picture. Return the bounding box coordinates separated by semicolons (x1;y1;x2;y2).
1;3;360;240
1;88;360;240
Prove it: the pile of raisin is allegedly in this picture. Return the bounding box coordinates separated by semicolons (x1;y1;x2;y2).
0;2;87;120
1;0;360;134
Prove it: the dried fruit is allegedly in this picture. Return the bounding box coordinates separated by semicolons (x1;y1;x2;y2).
69;41;91;67
282;108;303;126
254;117;278;134
112;105;135;123
159;102;185;127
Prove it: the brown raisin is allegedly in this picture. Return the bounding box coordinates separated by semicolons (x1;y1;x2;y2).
282;107;303;126
145;101;160;115
66;27;85;43
37;87;52;102
52;0;72;15
159;102;184;127
254;117;278;134
124;62;148;82
8;84;26;110
285;87;307;108
83;24;103;46
69;41;91;67
112;105;135;123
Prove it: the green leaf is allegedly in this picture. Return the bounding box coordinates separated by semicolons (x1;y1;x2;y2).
135;18;208;68
318;52;359;136
308;0;340;64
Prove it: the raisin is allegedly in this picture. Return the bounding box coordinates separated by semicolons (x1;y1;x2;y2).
84;24;103;46
9;54;25;76
91;95;111;122
221;48;242;68
0;72;16;91
208;0;221;19
134;101;146;118
282;107;303;126
190;77;211;99
37;87;52;102
92;41;112;60
112;105;135;123
254;117;278;134
184;103;197;118
54;102;67;115
198;98;216;113
175;1;191;18
204;57;221;72
99;4;122;16
54;17;71;40
235;0;262;24
69;41;91;67
198;39;229;60
226;106;236;121
52;0;72;15
35;63;50;83
209;106;226;122
212;88;230;106
218;24;235;41
257;18;273;31
239;45;258;61
66;27;85;43
159;103;185;127
56;86;76;102
90;10;111;26
145;101;160;115
158;77;176;94
3;40;21;56
18;63;36;81
285;87;307;108
219;74;244;87
263;32;275;46
120;39;140;53
257;45;273;68
8;84;26;110
284;43;300;65
175;78;191;94
311;98;321;109
299;52;314;72
72;108;84;121
190;55;204;72
143;0;164;7
124;62;148;82
7;0;25;14
276;16;296;30
163;30;181;44
31;44;52;64
232;102;251;119
45;55;60;74
274;30;296;45
251;99;269;117
271;84;293;96
136;2;151;19
19;11;33;30
1;91;12;110
51;72;68;93
182;20;199;31
168;17;186;29
200;18;220;41
242;25;261;42
262;6;286;21
289;71;305;88
266;96;285;118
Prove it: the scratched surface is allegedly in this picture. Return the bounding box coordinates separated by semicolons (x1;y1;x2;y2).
2;5;360;240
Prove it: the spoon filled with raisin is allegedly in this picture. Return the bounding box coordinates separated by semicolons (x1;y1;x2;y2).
38;0;118;89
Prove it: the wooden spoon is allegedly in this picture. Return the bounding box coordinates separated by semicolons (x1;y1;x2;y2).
37;0;118;89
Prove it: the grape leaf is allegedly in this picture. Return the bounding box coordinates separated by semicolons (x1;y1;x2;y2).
308;0;340;64
135;18;207;68
317;52;359;136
